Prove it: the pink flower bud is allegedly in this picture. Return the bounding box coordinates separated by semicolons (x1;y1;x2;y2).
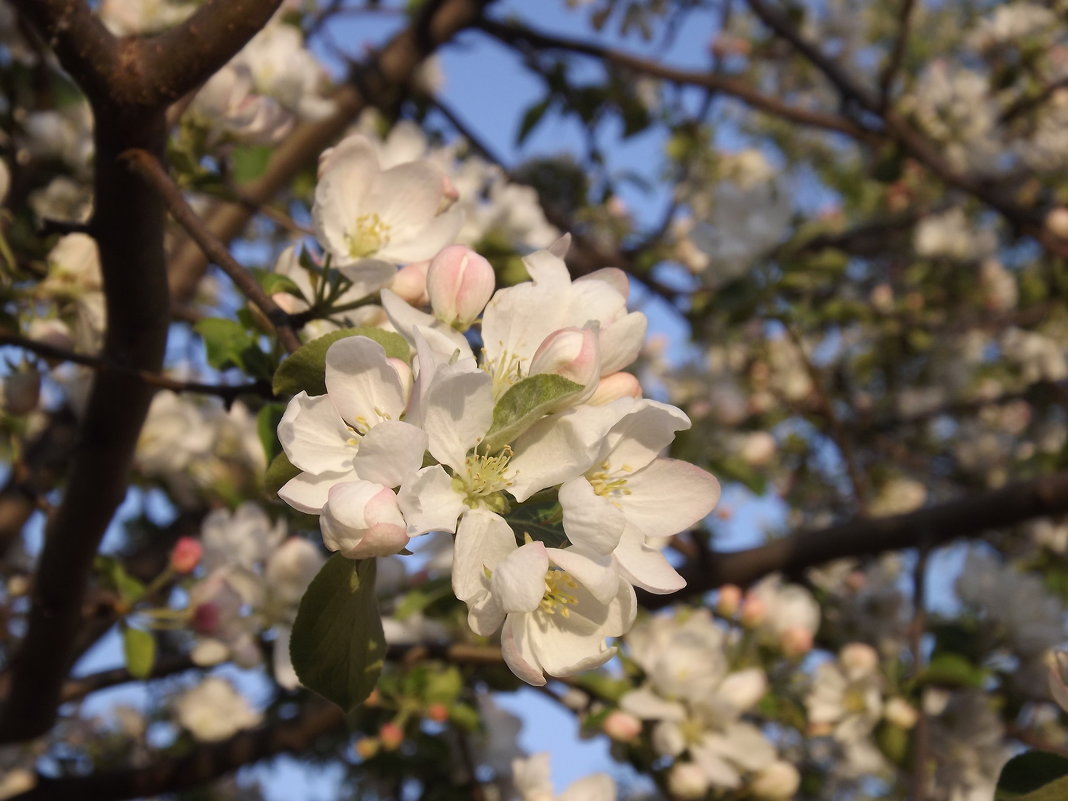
588;371;642;405
390;260;431;306
426;703;449;723
716;584;742;617
379;722;404;751
426;245;495;328
320;481;410;559
741;594;767;627
529;326;600;388
438;175;460;214
170;537;203;574
602;710;642;742
2;371;40;415
780;625;814;657
354;737;379;759
1047;207;1068;239
192;602;221;635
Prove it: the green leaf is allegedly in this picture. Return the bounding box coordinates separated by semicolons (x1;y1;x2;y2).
195;318;272;378
272;327;411;397
122;625;156;679
95;556;146;605
506;492;567;549
252;267;304;300
265;451;300;499
231;145;274;183
517;97;553;146
996;752;1068;800
913;652;987;689
424;666;463;705
290;555;385;713
481;374;583;453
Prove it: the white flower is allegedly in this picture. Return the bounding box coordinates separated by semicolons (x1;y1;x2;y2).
512;753;616;801
201;503;286;575
173;677;262;742
313;134;463;272
452;510;635;686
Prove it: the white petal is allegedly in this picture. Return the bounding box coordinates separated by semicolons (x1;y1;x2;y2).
559;775;615;801
501;615;546;686
383;207;464;264
423;366;493;471
598;310;647;374
491;542;548;613
335;259;397;297
273;627;300;690
613;524;686;594
547;547;620;605
621;688;687;722
528;611;616;678
559;477;626;554
277;391;353;474
381;287;469;357
452;510;516;602
324;336;407;431
396;465;466;536
603;399;691;473
621;459;721;538
352;420;427;487
278;470;348;514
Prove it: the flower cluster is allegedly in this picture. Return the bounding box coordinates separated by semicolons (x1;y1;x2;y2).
276;204;719;685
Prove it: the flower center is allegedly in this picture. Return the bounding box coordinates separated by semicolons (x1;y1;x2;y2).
346;213;391;259
587;461;634;503
482;346;525;399
539;570;579;617
453;448;513;511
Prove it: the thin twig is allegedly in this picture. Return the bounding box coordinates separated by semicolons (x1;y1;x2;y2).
0;333;274;404
908;541;930;801
877;0;916;107
122;148;302;354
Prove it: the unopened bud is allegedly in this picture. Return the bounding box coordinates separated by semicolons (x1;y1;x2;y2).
883;697;919;729
390;260;431;306
588;371;642;405
716;584;742;617
169;537;203;574
530;326;600;390
751;761;801;799
2;371;40;415
1046;207;1068;239
354;737;379;759
741;595;767;627
780;626;814;657
602;710;642;742
365;688;381;707
426;703;449;723
426;245;495;328
667;762;709;799
379;722;404;751
438;175;460;213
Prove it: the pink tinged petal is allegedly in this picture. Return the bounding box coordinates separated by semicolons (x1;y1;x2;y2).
278;470;348;514
396;466;466;536
589;371;642;405
277;391;354;474
324;337;407;431
547;232;572;259
613;524;686;594
352;420;427;488
529;325;601;390
621;688;687;722
501;615;547;686
547;547;620;605
320;481;409;558
603;399;691;473
426;245;495;327
380;289;471;358
452;510;517;603
382;207;464;264
621;459;721;538
423;367;493;471
576;266;630;300
390;259;430;306
598;311;647;374
491;542;548;613
559;477;627;554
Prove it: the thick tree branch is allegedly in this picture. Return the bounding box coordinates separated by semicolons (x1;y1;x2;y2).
644;468;1068;607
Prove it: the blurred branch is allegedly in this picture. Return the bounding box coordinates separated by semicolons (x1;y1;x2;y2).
60;655;199;704
0;332;275;403
476;18;868;138
647;468;1068;606
12;700;347;801
908;543;930;801
877;0;916;106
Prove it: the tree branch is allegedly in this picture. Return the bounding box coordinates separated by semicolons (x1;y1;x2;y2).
644;468;1068;607
122;148;302;354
